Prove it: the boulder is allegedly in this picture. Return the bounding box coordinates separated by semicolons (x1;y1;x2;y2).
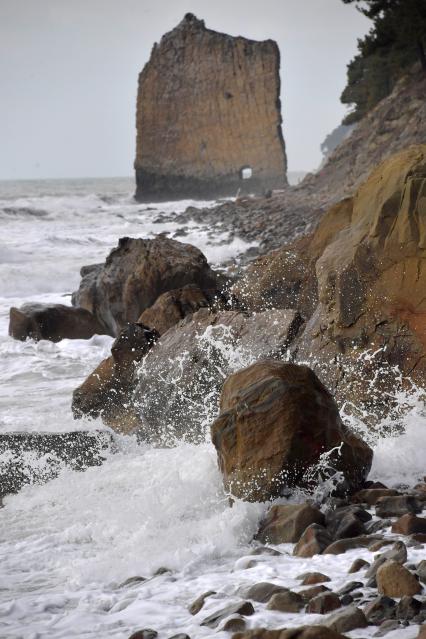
72;236;222;335
299;585;331;603
299;573;331;585
256;503;325;544
293;524;333;558
391;513;426;535
242;582;289;604
133;309;301;443
200;601;254;629
188;590;215;615
211;360;373;501
376;560;422;597
364;596;396;625
375;495;422;518
348;558;370;573
138;285;232;335
232;628;347;639
72;323;158;434
365;541;408;579
266;591;304;612
323;535;382;555
9;303;109;342
325;505;371;540
324;606;368;633
352;489;400;506
306;592;341;614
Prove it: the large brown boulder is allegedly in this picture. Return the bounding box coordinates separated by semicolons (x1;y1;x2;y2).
72;323;158;434
72;236;222;335
9;303;109;342
210;359;373;501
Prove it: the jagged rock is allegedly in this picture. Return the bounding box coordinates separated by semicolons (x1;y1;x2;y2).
293;524;333;558
306;592;341;614
324;606;368;633
9;303;108;342
325;505;370;539
73;236;221;335
266;591;304;613
348;558;370;573
188;590;216;615
134;14;287;201
211;360;372;501
392;513;426;535
256;503;325;544
376;495;422;518
364;596;396;624
200;601;254;628
299;572;331;585
376;560;422;597
72;323;158;434
138;285;232;335
133;308;301;443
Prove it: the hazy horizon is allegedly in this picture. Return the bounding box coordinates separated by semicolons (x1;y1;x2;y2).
0;0;370;180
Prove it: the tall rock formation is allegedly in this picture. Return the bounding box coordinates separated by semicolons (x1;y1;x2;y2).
134;14;287;201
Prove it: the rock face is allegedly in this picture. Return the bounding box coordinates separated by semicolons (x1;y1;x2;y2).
9;303;108;342
72;323;159;433
211;359;373;501
134;13;287;201
132;309;301;443
236;145;426;409
72;236;221;336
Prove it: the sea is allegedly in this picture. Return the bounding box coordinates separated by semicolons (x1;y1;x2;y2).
0;177;425;639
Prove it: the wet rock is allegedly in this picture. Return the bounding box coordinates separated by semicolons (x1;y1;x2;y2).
299;572;331;585
222;616;246;632
368;539;394;552
129;631;158;639
135;308;301;444
73;236;221;335
232;627;348;639
325;505;369;539
365;541;408;578
340;594;354;606
72;322;159;434
188;590;216;615
376;560;422;597
201;601;254;628
306;592;341;614
299;585;332;603
324;606;368;633
168;636;190;639
392;513;426;535
138;285;232;335
119;576;147;588
418;625;426;638
348;558;370;573
293;524;333;557
375;495;422;518
249;546;282;557
365;519;392;534
352;489;400;506
323;534;381;555
256;503;325;544
395;595;422;621
337;581;363;596
9;303;109;342
364;596;396;624
211;360;373;501
243;582;289;603
266;591;304;612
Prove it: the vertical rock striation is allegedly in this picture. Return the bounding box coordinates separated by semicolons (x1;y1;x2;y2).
135;13;287;201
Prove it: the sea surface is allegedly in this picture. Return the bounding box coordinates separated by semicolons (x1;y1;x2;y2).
0;177;425;639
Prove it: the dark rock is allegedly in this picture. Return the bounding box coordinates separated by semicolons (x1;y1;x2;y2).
375;495;422;518
249;546;282;557
299;585;331;603
392;513;426;535
266;591;304;612
373;620;401;637
119;576;147;588
129;631;158;639
337;581;363;596
365;519;392;534
417;559;426;584
256;503;325;544
222;616;246;632
326;511;367;540
9;303;109;342
293;524;333;557
188;590;216;615
306;592;341;614
201;601;254;628
243;582;289;603
340;594;354;606
395;596;422;621
324;606;368;633
352;489;400;506
212;360;373;501
364;596;396;624
348;558;370;573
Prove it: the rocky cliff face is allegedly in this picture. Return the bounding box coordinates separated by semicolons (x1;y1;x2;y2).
135;13;287;201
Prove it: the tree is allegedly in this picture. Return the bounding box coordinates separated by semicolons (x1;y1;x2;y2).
341;0;426;123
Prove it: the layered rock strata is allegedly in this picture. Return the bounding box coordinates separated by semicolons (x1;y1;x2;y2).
135;13;287;200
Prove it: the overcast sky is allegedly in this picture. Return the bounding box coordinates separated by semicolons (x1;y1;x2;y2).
0;0;370;180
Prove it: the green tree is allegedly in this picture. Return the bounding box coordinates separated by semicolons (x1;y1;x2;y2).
341;0;426;124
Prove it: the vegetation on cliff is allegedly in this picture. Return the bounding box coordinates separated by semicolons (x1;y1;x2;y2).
341;0;426;124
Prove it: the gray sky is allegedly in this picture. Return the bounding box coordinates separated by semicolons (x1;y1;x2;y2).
0;0;369;180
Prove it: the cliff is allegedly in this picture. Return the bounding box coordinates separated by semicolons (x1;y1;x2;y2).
134;14;287;201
